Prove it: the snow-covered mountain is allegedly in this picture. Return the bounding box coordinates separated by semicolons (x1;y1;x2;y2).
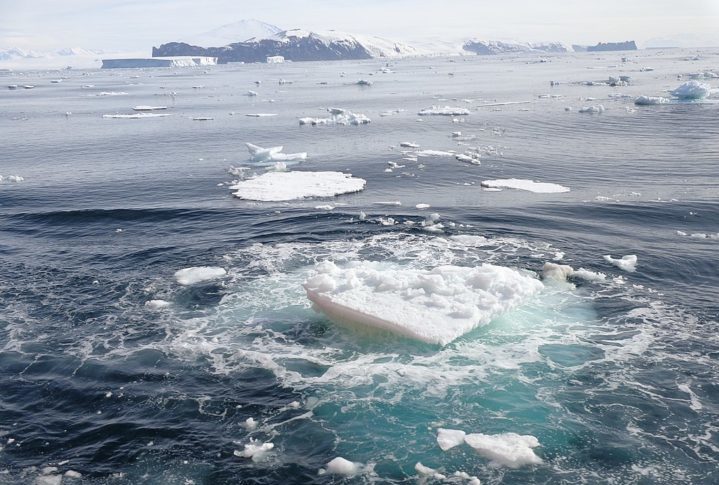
154;27;424;62
183;19;283;47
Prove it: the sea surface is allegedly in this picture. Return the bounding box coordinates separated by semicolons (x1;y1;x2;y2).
0;48;718;484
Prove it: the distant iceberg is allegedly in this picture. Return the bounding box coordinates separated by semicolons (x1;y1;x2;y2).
101;56;217;69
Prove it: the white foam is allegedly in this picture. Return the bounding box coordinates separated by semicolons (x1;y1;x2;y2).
303;260;543;345
603;254;637;272
174;266;227;285
634;96;670;106
418;106;471;116
230;171;366;202
242;417;258;431
481;179;570;193
145;299;170;310
464;432;543;468
671;80;711;100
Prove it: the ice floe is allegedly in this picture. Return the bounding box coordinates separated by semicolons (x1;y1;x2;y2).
132;105;168;111
230;171;366;201
437;428;542;468
670;80;711;100
418;106;471;116
245;113;277;117
480;179;570;193
245;142;307;163
603;254;637;272
102;113;170;119
634;96;670;106
303;260;543;345
0;175;24;183
174;266;227;285
578;105;605;114
299;107;370;126
542;263;606;283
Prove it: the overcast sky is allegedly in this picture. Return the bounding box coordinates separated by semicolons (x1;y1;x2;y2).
2;0;719;52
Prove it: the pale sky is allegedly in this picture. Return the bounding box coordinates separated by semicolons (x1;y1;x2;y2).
2;0;719;52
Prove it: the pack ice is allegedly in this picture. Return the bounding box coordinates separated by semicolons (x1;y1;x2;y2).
303;260;543;345
230;171;366;201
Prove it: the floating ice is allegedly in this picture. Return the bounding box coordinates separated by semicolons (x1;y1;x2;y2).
542;262;574;282
456;153;481;165
132;105;168;111
0;175;24;183
578;105;605;114
323;457;362;476
573;268;607;282
634;96;670;106
174;266;227;285
414;149;455;157
192;117;214;121
245;142;307;163
415;462;446;480
102;113;170;119
245;113;277;117
242;417;257;431
299;107;370;126
356;79;373;86
418;106;471;116
670;80;711;100
464;432;543;468
230;171;366;201
603;254;637;272
303;260;543;345
96;91;127;96
416;203;431;209
235;440;274;462
437;428;466;451
400;142;420;148
480;179;570;193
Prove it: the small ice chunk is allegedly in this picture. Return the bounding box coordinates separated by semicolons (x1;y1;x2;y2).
400;142;420;148
145;299;170;310
418;106;471;116
464;432;543;468
235;440;274;462
542;262;574;282
670;80;711;100
578;105;605;114
481;179;569;193
132;105;167;111
102;113;170;119
603;254;637;272
245;142;307;163
231;171;365;201
174;266;227;285
36;476;62;485
299;107;370;126
415;462;446;480
416;203;431;209
324;457;361;476
437;428;466;451
415;149;455;157
64;470;82;479
634;96;670;106
245;113;277;117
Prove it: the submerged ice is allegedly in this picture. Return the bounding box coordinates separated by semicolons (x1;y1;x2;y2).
303;260;544;345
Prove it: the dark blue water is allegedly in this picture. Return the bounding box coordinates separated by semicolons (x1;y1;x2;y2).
1;50;718;484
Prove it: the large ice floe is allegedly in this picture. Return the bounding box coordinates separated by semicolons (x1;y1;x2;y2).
245;142;307;164
303;260;544;345
670;80;711;100
230;171;366;201
480;179;570;193
299;107;370;126
418;106;471;116
437;428;543;468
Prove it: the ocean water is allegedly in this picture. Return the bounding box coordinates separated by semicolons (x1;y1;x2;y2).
0;48;718;484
